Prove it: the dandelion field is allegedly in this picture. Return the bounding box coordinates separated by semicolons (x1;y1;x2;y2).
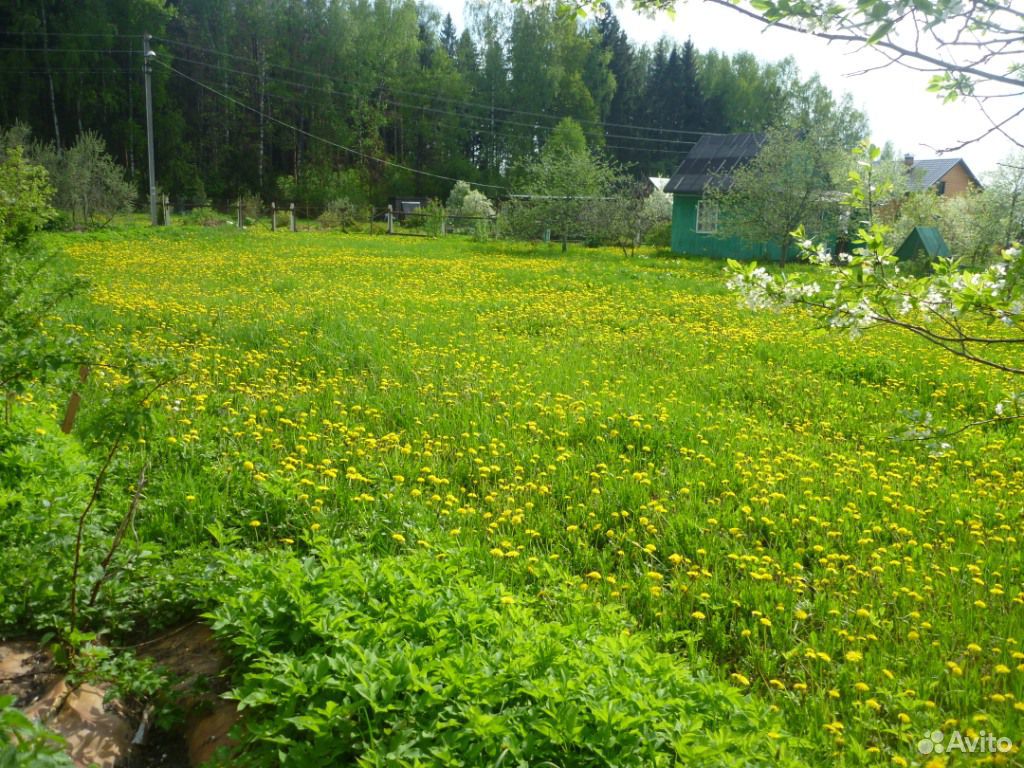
21;227;1024;764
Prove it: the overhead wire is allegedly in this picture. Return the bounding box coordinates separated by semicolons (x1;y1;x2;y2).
0;30;142;39
152;34;709;140
166;50;697;150
157;60;509;191
1;31;705;144
0;46;137;54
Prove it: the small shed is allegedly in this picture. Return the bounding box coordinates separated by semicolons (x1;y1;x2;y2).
895;226;951;261
388;197;429;221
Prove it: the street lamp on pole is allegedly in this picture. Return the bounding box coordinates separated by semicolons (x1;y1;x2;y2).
143;34;158;226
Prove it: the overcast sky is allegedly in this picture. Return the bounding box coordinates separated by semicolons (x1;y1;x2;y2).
434;0;1020;177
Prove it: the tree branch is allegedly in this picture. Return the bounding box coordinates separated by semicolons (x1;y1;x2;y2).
701;0;1024;90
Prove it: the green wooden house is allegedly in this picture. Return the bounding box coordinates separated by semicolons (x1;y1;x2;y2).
665;132;780;260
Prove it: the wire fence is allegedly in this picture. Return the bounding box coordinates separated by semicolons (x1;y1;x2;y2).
152;197;653;249
160;199;505;239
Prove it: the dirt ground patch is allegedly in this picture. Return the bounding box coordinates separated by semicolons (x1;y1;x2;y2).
1;622;237;767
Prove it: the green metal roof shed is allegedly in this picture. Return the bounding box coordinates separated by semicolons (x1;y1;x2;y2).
895;226;951;261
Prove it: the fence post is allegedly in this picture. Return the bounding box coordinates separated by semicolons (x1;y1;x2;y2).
60;365;90;434
271;202;277;231
289;203;296;232
386;204;394;235
441;217;446;237
161;195;172;226
237;198;243;228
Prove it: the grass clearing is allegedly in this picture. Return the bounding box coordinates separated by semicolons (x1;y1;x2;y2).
8;225;1024;765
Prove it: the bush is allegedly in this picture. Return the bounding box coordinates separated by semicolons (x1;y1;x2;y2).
57;132;136;227
317;198;363;231
0;695;74;767
278;168;369;213
647;220;672;248
0;409;92;634
421;198;445;237
445;180;471;213
273;207;291;230
205;543;804;768
237;193;263;226
1;147;83;401
181;206;226;227
446;183;495;238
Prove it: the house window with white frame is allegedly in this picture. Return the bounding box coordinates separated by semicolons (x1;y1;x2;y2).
696;200;719;234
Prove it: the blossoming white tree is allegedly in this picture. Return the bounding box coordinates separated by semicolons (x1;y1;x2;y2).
725;142;1024;435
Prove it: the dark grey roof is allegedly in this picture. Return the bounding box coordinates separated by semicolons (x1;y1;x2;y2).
664;132;766;195
906;158;981;192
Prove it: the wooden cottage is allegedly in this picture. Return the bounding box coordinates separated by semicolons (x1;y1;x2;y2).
664;132;780;259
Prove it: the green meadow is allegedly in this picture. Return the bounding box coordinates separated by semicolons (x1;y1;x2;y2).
4;225;1021;766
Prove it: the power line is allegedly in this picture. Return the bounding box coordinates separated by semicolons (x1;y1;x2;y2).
158;61;508;192
168;51;697;150
259;89;685;158
153;34;709;139
0;46;137;54
180;55;688;159
0;67;134;74
0;30;141;39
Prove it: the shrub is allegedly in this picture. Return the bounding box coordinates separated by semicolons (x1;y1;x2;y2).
446;184;495;238
0;408;92;633
181;206;225;227
205;543;804;767
237;194;263;226
1;126;134;228
0;695;74;767
278;168;369;213
58;132;136;227
1;148;83;403
445;180;472;213
273;207;291;230
421;198;445;237
317;198;363;231
647;220;672;248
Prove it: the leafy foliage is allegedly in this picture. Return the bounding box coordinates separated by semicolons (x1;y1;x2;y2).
318;198;365;232
725;141;1024;388
57;132;136;227
707;120;854;265
0;147;83;399
0;1;866;199
0;409;91;632
589;183;671;256
0;695;74;768
206;543;802;767
3;128;135;229
510;118;623;252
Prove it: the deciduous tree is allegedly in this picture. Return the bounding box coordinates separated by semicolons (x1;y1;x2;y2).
707;120;852;265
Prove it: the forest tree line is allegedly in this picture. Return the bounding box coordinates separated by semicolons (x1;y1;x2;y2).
0;0;866;210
